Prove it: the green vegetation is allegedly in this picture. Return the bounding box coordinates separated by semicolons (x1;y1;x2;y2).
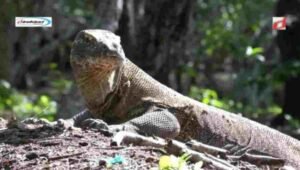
0;80;57;121
190;0;300;123
189;86;282;118
159;154;191;170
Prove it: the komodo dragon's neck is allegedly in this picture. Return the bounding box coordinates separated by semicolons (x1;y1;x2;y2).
71;58;123;115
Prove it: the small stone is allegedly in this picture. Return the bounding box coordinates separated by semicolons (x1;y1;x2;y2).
26;152;38;160
99;159;107;166
145;156;155;162
79;141;88;146
73;134;84;138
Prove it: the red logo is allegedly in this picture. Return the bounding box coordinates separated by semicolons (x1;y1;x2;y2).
272;17;286;30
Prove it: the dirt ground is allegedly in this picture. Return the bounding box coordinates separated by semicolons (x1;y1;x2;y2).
0;119;164;170
0;118;288;170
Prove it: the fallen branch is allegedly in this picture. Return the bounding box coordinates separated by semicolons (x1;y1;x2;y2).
187;139;228;155
166;140;236;170
112;131;237;170
112;131;167;147
241;152;285;166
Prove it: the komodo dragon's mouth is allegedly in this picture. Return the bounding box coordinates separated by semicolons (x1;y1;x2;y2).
70;56;120;86
70;56;122;114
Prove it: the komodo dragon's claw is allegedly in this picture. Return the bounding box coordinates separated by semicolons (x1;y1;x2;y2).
81;118;109;129
56;118;77;129
81;118;114;136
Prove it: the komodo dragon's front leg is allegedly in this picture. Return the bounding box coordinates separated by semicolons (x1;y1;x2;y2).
64;106;181;139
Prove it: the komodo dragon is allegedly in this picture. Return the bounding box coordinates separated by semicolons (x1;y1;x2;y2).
63;29;300;168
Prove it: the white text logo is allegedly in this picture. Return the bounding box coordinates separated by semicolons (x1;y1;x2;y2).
15;17;52;27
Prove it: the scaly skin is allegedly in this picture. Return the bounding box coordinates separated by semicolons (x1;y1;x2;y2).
69;29;300;168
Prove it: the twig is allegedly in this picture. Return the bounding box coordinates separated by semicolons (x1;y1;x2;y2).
241;152;285;166
48;152;85;161
187;139;228;155
37;140;62;146
167;140;237;170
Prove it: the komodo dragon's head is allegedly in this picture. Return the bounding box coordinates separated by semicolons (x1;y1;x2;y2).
70;30;126;113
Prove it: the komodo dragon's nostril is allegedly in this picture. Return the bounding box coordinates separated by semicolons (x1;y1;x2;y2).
82;33;96;43
112;43;118;49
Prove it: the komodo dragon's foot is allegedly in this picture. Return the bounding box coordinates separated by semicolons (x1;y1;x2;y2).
81;118;119;136
81;109;181;139
18;117;61;130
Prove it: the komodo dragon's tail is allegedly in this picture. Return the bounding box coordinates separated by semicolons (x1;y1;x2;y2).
194;102;300;168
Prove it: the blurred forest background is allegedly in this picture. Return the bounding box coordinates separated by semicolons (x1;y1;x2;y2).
0;0;299;134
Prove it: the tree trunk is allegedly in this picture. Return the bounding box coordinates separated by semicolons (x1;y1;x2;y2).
275;0;300;120
0;1;11;81
117;0;196;91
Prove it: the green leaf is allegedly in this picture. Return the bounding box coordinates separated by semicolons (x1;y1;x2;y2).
246;46;264;56
39;95;50;106
159;154;188;170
